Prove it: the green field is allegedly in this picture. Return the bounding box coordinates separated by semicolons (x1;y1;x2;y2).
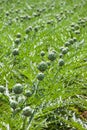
0;0;87;129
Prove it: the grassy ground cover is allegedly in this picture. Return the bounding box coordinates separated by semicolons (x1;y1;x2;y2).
0;0;87;129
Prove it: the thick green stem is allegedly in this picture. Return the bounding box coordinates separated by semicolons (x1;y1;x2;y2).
22;117;27;130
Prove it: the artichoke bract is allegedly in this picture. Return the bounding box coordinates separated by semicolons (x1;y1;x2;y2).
0;85;5;93
10;100;18;109
37;72;44;81
22;106;33;117
48;51;56;61
25;90;32;97
38;61;47;72
58;58;65;66
13;83;23;94
40;51;45;57
62;48;68;55
14;38;21;44
12;48;19;56
16;33;21;38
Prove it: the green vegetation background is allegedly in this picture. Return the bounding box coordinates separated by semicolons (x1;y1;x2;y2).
0;0;87;129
